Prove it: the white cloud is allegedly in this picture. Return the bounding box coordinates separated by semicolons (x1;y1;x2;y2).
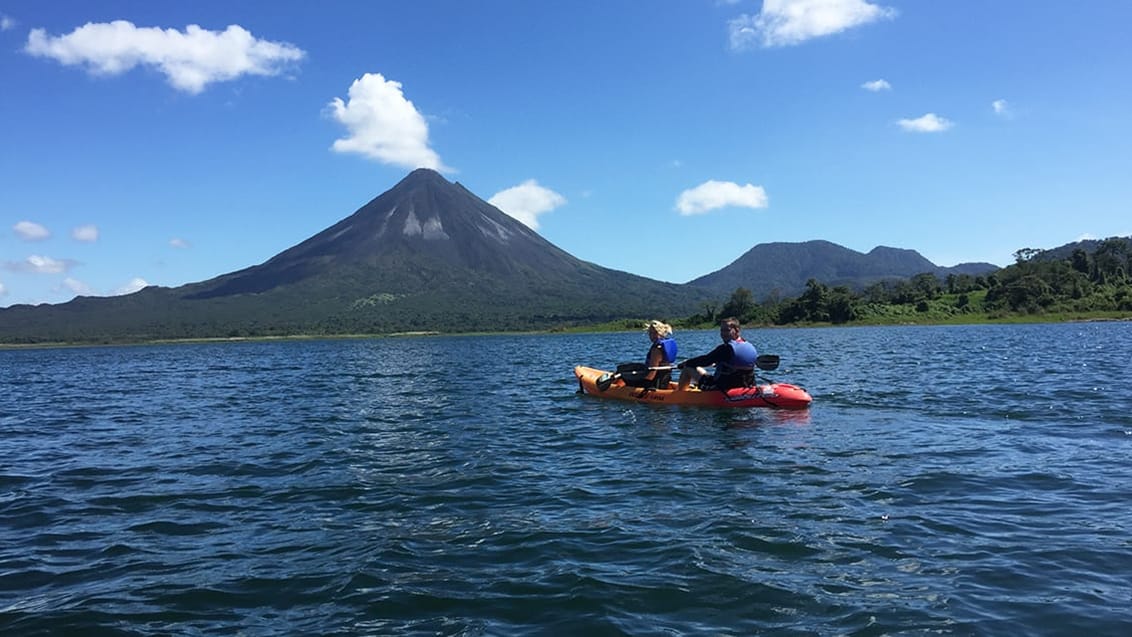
488;180;567;230
72;224;99;242
676;180;769;215
1;14;16;31
861;79;891;91
170;237;190;248
897;113;953;133
24;21;305;94
14;220;50;241
992;99;1012;117
62;277;95;296
8;255;77;274
114;277;149;296
327;73;448;172
0;280;6;297
730;0;897;50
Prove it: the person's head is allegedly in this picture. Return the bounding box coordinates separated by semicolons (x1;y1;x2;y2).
645;320;673;341
719;317;741;342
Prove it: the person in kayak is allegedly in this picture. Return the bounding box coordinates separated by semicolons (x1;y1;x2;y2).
624;320;678;388
676;317;757;391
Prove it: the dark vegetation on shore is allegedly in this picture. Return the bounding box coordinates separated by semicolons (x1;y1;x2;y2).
4;237;1130;348
3;237;1129;348
601;236;1132;332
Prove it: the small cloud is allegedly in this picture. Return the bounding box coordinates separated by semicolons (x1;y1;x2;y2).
5;255;78;274
1075;233;1096;242
861;79;891;92
169;237;191;248
992;99;1012;117
62;277;95;296
1;14;16;31
327;72;449;172
113;277;149;296
730;0;897;50
72;224;99;242
488;180;567;230
676;180;768;215
0;280;7;297
14;220;50;241
24;21;305;94
897;113;953;133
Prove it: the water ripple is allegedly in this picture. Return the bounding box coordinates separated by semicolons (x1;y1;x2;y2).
2;324;1131;634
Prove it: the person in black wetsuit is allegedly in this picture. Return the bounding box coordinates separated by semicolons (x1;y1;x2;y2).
676;317;757;391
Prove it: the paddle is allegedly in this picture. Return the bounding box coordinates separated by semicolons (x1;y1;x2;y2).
755;354;780;371
596;362;649;391
595;355;780;391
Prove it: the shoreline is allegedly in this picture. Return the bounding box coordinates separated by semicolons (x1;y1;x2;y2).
2;313;1129;350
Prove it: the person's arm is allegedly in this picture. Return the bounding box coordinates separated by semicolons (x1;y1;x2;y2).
644;343;665;380
679;343;732;370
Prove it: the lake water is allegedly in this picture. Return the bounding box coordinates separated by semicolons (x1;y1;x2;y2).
1;322;1130;635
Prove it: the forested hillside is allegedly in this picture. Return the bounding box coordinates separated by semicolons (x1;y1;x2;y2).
688;237;1132;326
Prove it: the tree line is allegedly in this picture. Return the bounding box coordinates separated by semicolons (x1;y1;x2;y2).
687;237;1132;326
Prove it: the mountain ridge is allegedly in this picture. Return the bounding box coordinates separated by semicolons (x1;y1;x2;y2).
0;168;1072;344
687;239;999;298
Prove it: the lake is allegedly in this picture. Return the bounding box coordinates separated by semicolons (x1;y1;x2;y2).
1;322;1130;635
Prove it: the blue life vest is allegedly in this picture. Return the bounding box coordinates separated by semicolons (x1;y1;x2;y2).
646;337;677;366
720;338;757;374
658;337;678;365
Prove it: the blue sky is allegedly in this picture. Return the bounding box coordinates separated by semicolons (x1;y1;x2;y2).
2;1;1130;308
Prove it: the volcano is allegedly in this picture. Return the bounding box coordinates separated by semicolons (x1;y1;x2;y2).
0;170;710;343
186;169;629;298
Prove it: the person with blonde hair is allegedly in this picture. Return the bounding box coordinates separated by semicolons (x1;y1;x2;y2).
623;320;678;388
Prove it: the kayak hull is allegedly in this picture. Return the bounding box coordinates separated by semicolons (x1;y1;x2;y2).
574;366;812;410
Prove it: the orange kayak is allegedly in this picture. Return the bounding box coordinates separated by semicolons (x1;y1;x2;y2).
574;365;812;410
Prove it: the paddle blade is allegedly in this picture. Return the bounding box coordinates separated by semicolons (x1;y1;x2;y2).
619;368;651;385
755;354;780;371
596;373;614;391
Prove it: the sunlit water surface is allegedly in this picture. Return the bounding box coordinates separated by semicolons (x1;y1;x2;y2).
2;322;1130;635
